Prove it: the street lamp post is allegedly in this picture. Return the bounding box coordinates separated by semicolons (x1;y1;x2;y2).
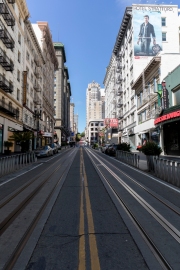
34;106;42;149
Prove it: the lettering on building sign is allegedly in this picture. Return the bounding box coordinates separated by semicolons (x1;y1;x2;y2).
154;110;180;125
162;86;167;109
133;5;174;12
23;71;27;106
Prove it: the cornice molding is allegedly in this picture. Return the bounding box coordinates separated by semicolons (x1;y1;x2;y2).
37;22;58;70
16;0;30;21
25;21;45;64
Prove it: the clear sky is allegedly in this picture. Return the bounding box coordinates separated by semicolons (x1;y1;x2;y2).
26;0;179;133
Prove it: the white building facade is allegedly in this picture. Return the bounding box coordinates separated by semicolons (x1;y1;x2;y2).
104;4;180;149
0;0;29;153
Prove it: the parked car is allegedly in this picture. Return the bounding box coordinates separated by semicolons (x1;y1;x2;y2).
101;144;110;153
105;144;118;156
56;142;61;150
49;143;58;154
35;145;53;157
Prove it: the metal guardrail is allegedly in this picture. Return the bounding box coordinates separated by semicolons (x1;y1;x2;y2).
116;150;140;168
152;156;180;187
0;152;37;177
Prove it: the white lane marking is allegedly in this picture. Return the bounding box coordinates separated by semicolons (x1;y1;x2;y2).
0;163;43;187
86;148;180;194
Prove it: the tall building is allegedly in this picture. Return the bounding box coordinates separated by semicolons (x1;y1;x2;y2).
53;43;71;145
104;4;180;149
0;0;28;153
32;22;58;146
70;103;75;142
74;113;78;136
86;81;105;144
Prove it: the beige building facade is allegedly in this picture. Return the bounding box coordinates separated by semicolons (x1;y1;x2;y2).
86;81;105;144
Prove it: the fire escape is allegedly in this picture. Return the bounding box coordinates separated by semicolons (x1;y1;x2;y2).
0;0;16;118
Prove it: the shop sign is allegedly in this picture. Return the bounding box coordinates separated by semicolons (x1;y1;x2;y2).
154;110;180;125
43;132;52;137
104;118;118;128
162;81;169;109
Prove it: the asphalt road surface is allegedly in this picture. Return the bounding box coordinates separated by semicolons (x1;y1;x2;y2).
1;147;180;270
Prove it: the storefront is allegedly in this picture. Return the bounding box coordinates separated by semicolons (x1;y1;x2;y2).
42;132;53;146
154;107;180;156
163;121;180;155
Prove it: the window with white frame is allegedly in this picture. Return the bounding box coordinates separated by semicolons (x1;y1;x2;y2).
161;18;166;26
173;88;180;106
162;32;166;41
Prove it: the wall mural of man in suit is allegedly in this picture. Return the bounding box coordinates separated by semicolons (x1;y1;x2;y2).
137;15;156;56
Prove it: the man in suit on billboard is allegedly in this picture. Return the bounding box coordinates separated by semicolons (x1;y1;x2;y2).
137;15;156;56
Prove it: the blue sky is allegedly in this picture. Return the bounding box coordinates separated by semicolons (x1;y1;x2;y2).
26;0;179;132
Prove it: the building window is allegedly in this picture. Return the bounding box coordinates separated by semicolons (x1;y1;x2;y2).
161;18;166;26
25;114;28;123
17;89;20;101
138;114;142;124
17;70;20;81
26;51;30;61
18;51;21;63
9;102;12;111
18;33;21;44
173;89;180;106
26;67;29;77
162;32;166;41
16;108;19;120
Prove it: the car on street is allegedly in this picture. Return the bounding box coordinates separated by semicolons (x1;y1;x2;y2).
35;145;54;157
101;144;110;153
49;143;58;154
56;142;61;150
105;144;118;156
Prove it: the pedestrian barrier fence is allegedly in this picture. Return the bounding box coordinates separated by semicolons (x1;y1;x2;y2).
0;152;37;177
152;156;180;187
116;150;140;168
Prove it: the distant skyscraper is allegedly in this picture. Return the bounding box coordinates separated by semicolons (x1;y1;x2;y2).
86;81;105;144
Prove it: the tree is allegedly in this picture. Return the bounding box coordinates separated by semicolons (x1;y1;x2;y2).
75;133;80;142
9;131;33;153
80;132;85;137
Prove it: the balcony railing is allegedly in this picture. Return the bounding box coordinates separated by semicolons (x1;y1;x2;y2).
117;102;123;108
116;75;123;84
34;54;41;67
0;73;13;93
0;19;14;49
0;2;15;27
118;113;123;119
116;63;122;73
0;47;14;71
34;82;41;92
34;67;40;78
0;99;17;117
34;97;41;105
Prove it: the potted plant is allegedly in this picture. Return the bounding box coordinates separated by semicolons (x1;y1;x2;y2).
4;141;13;154
140;141;162;171
117;142;131;152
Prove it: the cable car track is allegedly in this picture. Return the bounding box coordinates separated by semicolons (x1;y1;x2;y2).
86;148;180;269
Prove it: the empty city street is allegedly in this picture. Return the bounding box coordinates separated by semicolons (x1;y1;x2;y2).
0;147;180;270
